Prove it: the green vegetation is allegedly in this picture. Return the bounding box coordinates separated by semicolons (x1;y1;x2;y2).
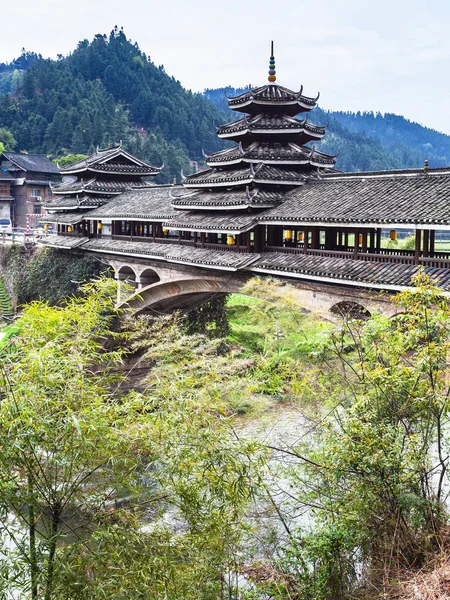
0;272;449;598
0;28;228;183
0;275;12;317
0;246;108;307
0;279;261;599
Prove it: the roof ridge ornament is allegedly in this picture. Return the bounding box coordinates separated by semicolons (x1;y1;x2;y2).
297;84;304;97
268;41;276;83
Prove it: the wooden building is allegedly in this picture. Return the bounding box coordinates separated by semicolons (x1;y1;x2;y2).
0;152;60;229
41;46;450;292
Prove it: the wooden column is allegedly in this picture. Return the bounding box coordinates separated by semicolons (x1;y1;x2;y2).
430;230;435;256
415;229;421;265
376;229;381;253
423;230;430;257
354;231;359;259
362;231;368;253
311;227;320;249
344;230;349;250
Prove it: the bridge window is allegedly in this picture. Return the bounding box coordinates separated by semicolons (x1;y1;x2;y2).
330;301;371;320
139;268;160;286
117;265;137;285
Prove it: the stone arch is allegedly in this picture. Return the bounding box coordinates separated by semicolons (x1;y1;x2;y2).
122;278;244;314
138;268;160;286
330;300;371;320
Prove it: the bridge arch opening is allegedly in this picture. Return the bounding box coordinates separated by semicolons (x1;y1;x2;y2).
330;301;371;320
139;268;160;286
116;265;138;286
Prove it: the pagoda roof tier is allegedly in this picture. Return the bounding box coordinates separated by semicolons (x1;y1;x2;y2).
60;146;162;176
183;164;320;188
52;178;154;196
217;114;326;142
205;142;337;168
42;194;106;211
227;84;319;116
85;186;178;221
171;188;283;210
163;211;258;234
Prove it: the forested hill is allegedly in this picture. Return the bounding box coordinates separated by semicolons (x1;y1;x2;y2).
204;87;450;171
0;28;229;182
1;30;450;180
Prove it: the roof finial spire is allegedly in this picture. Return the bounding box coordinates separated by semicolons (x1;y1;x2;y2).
268;41;276;83
424;155;429;173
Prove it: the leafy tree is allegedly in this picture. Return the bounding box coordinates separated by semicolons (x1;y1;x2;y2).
0;128;17;151
261;272;450;599
0;279;262;599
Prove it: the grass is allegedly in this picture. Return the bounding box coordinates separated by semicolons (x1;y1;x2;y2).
226;293;331;359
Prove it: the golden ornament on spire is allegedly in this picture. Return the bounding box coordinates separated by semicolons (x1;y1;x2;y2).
268;41;276;83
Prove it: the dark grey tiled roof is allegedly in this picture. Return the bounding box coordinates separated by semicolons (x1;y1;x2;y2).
2;153;60;175
80;238;257;270
52;179;153;195
164;211;258;233
250;253;450;290
0;170;14;181
171;189;283;209
217;114;325;139
260;172;450;226
206;142;335;167
84;186;178;220
227;84;319;114
42;195;105;209
61;146;160;175
39;235;89;249
184;164;315;187
40;212;85;225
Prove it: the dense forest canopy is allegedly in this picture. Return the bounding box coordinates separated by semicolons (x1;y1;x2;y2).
1;29;450;179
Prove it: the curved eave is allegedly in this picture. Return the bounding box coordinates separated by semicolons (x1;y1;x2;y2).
183;178;306;188
51;188;122;196
170;202;276;211
229;98;317;112
218;128;324;140
61;166;161;176
206;157;312;167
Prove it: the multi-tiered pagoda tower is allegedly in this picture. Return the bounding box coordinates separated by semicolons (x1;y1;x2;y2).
174;43;336;212
42;145;161;235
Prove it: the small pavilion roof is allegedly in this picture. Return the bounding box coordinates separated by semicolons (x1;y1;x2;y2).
260;169;450;228
226;84;319;115
60;146;162;176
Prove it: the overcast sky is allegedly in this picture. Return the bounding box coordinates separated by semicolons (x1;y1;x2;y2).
2;0;450;133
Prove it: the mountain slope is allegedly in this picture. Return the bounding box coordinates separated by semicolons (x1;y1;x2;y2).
1;32;448;180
